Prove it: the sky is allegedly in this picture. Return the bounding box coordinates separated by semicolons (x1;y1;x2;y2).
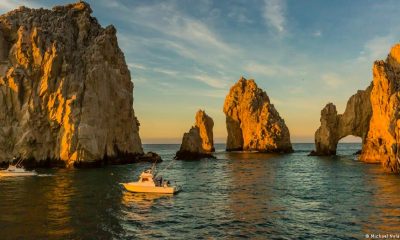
1;0;400;143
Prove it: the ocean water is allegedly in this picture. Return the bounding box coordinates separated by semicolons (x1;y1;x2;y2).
1;143;400;239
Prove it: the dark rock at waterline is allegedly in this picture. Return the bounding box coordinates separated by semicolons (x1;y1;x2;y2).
353;150;362;155
308;150;335;156
138;152;162;163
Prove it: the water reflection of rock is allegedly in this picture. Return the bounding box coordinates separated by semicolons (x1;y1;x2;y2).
362;168;400;234
44;171;76;238
224;152;281;237
0;170;76;239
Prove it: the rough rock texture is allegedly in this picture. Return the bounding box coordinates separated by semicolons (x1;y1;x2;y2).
175;110;215;160
313;44;400;173
0;2;144;167
360;44;400;172
223;77;293;153
311;86;372;155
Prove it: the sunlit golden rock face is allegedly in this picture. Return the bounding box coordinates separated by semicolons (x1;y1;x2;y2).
223;77;292;153
313;44;400;173
195;110;215;152
175;110;215;160
360;44;400;172
0;2;143;166
312;87;372;155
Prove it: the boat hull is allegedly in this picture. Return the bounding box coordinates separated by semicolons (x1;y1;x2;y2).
0;172;37;177
122;183;179;194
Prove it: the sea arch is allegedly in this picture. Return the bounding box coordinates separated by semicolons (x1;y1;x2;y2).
312;86;372;155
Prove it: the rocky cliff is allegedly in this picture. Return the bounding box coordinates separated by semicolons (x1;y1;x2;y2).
0;2;144;167
360;44;400;172
313;44;400;173
223;77;292;153
175;110;215;160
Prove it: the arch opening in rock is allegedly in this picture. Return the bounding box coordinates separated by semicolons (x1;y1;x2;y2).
338;135;362;155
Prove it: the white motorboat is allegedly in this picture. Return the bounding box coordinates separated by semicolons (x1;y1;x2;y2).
0;158;37;177
121;169;181;194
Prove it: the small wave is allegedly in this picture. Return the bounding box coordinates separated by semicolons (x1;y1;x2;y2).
294;150;313;153
36;174;54;177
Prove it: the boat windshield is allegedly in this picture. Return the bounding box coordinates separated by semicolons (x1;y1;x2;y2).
7;166;17;172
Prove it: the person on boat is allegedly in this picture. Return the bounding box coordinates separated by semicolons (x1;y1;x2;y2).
154;176;163;186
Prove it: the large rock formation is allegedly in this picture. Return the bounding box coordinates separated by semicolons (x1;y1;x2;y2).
311;86;372;155
313;43;400;173
360;44;400;172
0;2;145;167
223;77;293;153
175;110;215;160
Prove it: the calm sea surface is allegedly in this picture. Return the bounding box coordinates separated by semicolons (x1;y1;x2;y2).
1;143;400;239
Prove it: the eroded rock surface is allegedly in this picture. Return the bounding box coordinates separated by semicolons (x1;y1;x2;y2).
175;110;215;160
360;44;400;172
311;87;372;155
313;43;400;173
0;2;144;167
223;77;292;153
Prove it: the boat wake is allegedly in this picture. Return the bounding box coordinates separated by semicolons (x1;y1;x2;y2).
36;174;54;177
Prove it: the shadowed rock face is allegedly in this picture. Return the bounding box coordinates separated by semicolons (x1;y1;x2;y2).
0;2;143;167
175;110;215;160
313;43;400;173
223;77;293;153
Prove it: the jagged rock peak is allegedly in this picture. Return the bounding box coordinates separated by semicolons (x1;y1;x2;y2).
223;77;293;153
53;1;92;13
175;110;215;160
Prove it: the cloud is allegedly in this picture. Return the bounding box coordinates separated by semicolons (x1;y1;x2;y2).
263;0;286;33
313;30;322;37
153;68;178;76
132;76;148;83
228;6;252;24
322;73;342;88
244;63;295;77
192;75;228;89
128;62;147;70
129;3;235;54
0;0;43;12
357;35;395;62
112;2;239;75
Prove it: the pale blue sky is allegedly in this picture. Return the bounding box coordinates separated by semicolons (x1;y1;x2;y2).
1;0;400;143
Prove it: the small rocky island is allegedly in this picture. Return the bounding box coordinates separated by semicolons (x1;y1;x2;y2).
0;2;159;167
312;44;400;173
175;110;215;160
223;77;293;153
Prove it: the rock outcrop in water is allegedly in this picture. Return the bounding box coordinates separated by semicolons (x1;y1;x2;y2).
175;110;215;160
223;77;293;153
311;87;372;155
312;43;400;173
0;2;148;167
